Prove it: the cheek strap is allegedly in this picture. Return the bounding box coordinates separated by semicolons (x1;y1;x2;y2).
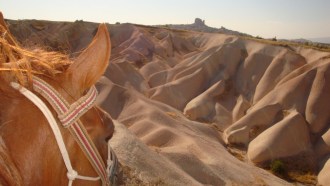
30;77;110;185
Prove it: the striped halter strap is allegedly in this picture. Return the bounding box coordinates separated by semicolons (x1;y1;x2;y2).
11;76;117;186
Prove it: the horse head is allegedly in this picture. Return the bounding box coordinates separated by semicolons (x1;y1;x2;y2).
0;12;116;185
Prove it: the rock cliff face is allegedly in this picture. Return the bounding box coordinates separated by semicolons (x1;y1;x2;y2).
7;19;330;185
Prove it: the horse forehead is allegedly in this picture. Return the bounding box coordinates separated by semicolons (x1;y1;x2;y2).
33;76;113;128
42;76;80;103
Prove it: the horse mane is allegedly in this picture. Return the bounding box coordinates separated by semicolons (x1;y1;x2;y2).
0;136;22;185
0;22;73;182
0;24;72;88
0;24;73;185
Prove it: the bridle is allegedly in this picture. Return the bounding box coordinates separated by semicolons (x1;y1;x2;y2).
10;76;117;186
10;77;117;186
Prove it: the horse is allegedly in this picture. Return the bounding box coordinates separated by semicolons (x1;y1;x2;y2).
0;12;118;186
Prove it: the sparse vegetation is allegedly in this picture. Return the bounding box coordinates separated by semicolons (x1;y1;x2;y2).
264;154;318;185
227;147;318;185
288;171;317;185
270;159;286;176
243;35;330;52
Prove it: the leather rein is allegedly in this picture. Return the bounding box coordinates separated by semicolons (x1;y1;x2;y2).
10;76;117;186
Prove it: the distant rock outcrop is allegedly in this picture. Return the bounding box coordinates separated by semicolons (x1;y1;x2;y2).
159;18;251;37
193;18;205;27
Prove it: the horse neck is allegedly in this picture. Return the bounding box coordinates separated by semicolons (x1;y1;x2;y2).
0;85;101;185
0;91;22;185
0;89;69;184
0;93;25;183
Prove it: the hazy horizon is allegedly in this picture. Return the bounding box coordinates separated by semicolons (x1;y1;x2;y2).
1;0;330;40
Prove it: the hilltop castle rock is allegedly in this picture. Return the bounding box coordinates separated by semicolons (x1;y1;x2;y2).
193;18;205;27
161;18;251;37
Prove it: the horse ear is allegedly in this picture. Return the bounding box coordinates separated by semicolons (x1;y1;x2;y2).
0;12;19;46
0;12;8;29
67;23;111;92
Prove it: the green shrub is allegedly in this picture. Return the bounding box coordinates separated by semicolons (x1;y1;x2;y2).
270;159;286;176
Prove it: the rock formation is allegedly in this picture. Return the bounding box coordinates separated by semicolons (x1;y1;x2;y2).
194;18;205;27
7;19;330;185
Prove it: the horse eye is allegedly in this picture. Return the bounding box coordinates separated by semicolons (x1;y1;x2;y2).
105;135;112;142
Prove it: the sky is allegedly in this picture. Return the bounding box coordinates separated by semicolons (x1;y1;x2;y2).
1;0;330;39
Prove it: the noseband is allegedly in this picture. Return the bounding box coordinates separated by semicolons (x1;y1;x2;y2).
10;77;117;186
